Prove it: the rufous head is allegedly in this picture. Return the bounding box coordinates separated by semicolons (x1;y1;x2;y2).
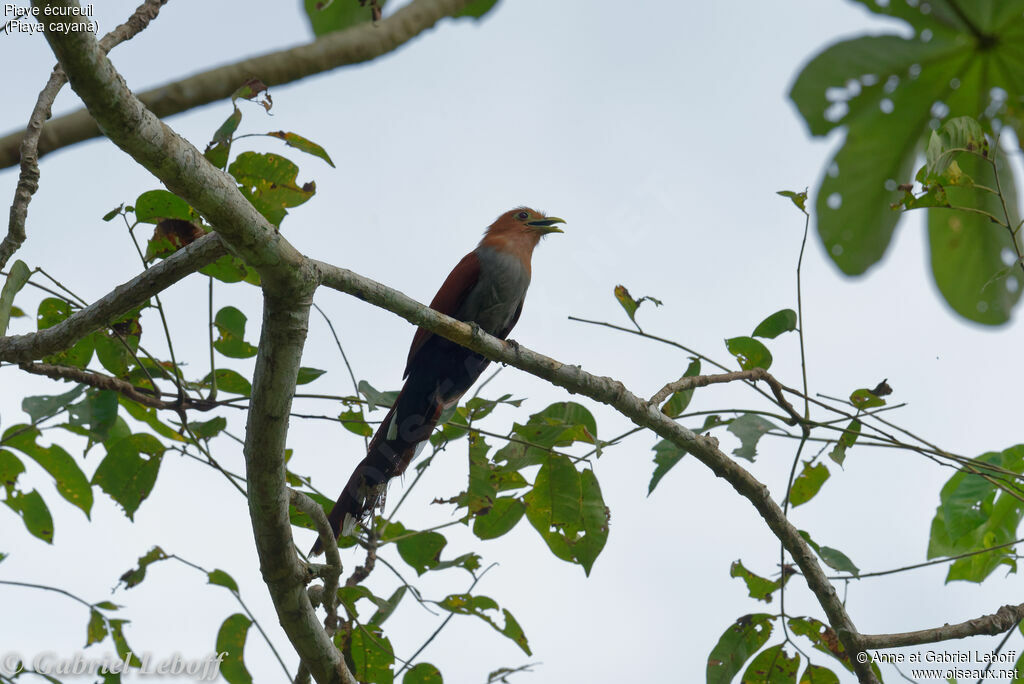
480;207;565;259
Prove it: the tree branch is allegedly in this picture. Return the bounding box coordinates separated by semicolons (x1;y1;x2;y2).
244;292;353;684
860;603;1024;650
648;367;802;425
312;260;878;684
0;232;225;363
18;360;219;412
0;0;478;170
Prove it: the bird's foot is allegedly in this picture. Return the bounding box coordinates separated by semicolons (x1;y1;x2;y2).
468;321;483;339
506;338;521;354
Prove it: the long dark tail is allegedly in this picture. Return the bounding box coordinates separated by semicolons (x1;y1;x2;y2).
310;382;445;555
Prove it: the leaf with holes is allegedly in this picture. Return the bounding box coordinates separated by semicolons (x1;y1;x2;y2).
725;336;772;371
791;3;1024;324
437;593;531;655
706;613;774;684
229;152;315;227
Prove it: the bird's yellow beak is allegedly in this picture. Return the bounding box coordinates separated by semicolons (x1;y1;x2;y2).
526;216;566;234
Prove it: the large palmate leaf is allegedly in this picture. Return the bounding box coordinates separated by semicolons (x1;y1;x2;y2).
791;0;1024;324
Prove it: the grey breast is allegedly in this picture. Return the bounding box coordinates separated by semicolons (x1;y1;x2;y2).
458;245;532;335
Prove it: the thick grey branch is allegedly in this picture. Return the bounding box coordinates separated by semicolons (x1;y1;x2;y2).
0;233;225;363
312;260;878;684
860;603;1024;650
0;0;477;170
245;293;353;684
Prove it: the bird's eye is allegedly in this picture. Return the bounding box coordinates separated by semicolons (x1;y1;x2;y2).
517;211;529;220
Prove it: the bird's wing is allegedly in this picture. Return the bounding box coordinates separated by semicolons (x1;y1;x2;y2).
404;250;481;378
498;301;523;340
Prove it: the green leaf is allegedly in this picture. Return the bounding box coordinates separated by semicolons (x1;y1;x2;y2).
0;259;30;335
752;309;798;339
789;616;854;673
339;408;374;437
798;530;860;576
799;664;840;684
119;397;187;443
102;204;124;221
791;6;1024;323
348;627;396;683
303;0;386;36
648;439;688;494
789;460;830;507
849;389;884;410
396;531;446;576
208;569;240;594
725;336;772;370
2;425;93;516
200;254;261;285
296;367;326;385
928;148;1022;324
204;106;242;169
92;433;165;519
36;299;96;368
436;594;530;655
95;333;132;377
730;560;786;603
191;416;227;439
461;432;497;513
4;488;53;543
741;643;799;683
777;189;808;214
828;419;861;466
67;389;119;441
266;131;335;167
927;445;1024;582
213;306;258;359
613;284;662;326
403;663;443;684
134;190;193;224
727;413;776;462
923;116;988;178
369;586;406;627
21;384;86;422
661;358;700;418
216;613;253;684
706;613;774;684
229;152;315;227
117;546;168;589
358;380;399;411
201;369;252;396
454;0;500;19
473;496;526;540
534;454;581;526
86;608;108;647
573;469;609;575
108;619;142;667
0;449;26;487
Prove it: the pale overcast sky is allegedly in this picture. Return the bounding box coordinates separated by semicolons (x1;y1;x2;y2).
2;1;1022;683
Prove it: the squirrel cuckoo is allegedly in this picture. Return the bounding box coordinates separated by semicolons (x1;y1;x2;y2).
312;207;564;554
